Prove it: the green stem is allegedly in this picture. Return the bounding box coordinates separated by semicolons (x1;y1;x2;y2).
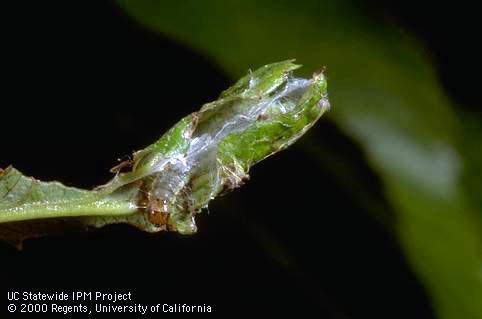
0;196;137;223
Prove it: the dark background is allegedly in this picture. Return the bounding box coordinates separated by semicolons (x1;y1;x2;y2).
1;0;479;318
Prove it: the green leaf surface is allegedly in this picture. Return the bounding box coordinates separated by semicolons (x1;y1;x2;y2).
0;166;137;223
115;0;482;318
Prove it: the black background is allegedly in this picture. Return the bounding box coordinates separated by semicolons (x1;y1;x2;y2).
1;1;479;318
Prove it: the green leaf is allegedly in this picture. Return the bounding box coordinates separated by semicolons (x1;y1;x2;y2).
115;0;482;318
0;166;137;223
0;61;329;243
